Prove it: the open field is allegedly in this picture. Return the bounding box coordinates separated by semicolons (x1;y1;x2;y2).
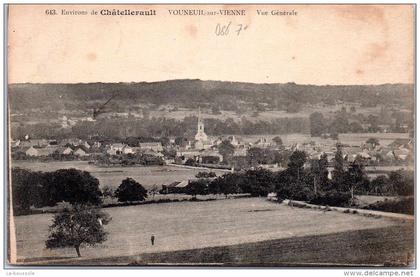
12;161;227;189
130;226;414;266
12;198;412;265
338;133;410;147
355;195;400;207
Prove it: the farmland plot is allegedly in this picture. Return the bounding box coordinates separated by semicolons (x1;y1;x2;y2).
12;198;410;265
12;161;226;189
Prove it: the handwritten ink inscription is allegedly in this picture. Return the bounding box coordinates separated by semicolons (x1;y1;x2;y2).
215;22;248;36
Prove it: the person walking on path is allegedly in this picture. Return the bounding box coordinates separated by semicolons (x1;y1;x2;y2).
151;235;155;246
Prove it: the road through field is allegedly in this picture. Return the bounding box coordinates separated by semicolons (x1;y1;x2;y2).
13;198;411;265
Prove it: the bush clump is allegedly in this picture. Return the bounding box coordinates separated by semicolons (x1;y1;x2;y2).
309;191;352;207
365;197;414;215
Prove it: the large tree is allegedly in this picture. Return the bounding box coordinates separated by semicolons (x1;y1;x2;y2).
388;170;414;196
115;178;148;202
309;112;325;137
218;140;235;163
11;168;44;214
332;145;346;187
45;205;111;257
48;169;103;205
329;114;349;134
309;153;329;195
209;173;242;197
241;168;274;197
287;150;307;181
343;160;369;200
185;179;208;197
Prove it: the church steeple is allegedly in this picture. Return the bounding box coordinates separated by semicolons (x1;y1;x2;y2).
195;107;208;142
197;107;204;133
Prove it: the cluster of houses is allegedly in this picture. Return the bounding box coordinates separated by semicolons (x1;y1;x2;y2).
10;109;414;170
11;137;165;161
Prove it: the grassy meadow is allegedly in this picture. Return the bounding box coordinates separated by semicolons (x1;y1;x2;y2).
12;198;411;265
12;161;227;189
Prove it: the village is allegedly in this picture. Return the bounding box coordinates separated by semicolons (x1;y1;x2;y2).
10;108;413;179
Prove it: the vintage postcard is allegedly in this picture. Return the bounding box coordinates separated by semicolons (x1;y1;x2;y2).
6;4;415;267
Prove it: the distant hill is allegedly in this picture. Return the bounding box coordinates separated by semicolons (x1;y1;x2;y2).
8;80;414;112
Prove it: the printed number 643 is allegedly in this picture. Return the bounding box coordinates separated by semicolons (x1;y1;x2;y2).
45;9;57;15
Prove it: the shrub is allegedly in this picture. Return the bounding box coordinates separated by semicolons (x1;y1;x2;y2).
102;185;115;198
276;181;314;202
309;191;352;207
291;186;315;202
185;158;196;166
195;171;217;178
365;197;414;215
240;168;274;197
185;179;209;196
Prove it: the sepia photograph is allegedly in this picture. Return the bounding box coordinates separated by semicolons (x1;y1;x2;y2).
5;4;415;267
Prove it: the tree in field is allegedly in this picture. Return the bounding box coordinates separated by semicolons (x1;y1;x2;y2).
209;173;242;198
11;168;44;214
185;179;208;197
343;160;368;201
114;178;148;202
332;145;346;187
388;170;414;196
367;115;379;132
274;169;314;202
309;112;325;137
318;154;330;185
369;175;390;195
287;150;307;181
241;168;274;197
45;205;111;257
309;153;329;195
48;169;103;205
349;122;364;133
329;114;349;134
218;140;235;163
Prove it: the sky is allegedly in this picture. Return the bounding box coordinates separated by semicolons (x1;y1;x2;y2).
7;4;414;85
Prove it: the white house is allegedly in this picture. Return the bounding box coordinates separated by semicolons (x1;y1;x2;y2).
123;146;135;155
74;148;88;157
107;143;126;155
25;146;58;157
25;146;39;157
139;142;163;152
61;147;74;155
